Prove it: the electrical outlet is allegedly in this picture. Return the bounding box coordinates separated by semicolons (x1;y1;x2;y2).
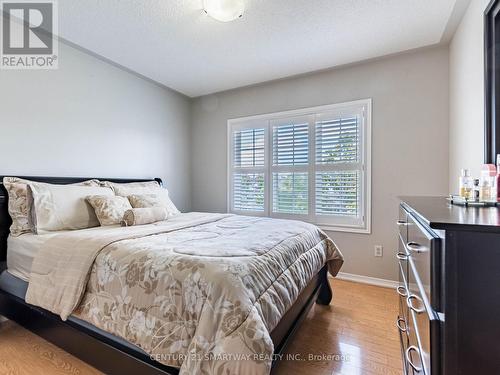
374;245;383;257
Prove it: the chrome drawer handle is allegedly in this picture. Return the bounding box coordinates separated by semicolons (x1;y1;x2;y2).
396;286;408;297
396;251;408;260
407;294;425;314
406;241;427;253
397;220;407;226
405;345;423;372
396;317;407;332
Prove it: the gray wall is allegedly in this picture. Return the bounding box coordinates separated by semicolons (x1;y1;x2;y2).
0;29;453;282
0;41;192;211
449;0;490;191
191;46;450;281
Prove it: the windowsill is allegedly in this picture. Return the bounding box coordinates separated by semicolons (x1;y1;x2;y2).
318;224;371;234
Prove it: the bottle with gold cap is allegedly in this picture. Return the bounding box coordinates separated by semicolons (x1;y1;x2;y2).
459;169;473;199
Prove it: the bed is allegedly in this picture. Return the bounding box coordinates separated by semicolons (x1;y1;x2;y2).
0;176;343;375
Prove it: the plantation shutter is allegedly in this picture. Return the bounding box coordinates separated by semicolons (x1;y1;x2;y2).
314;108;365;226
231;127;266;212
315;171;359;216
271;117;311;215
315;116;359;165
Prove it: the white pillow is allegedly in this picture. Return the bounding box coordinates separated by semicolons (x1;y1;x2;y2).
3;177;99;236
103;181;180;216
28;182;113;233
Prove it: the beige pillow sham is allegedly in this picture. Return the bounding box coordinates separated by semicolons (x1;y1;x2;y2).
28;182;113;233
3;177;99;236
86;195;132;226
127;194;179;217
102;180;160;196
103;181;180;216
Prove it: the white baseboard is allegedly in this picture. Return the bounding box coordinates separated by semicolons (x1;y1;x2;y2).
331;272;398;289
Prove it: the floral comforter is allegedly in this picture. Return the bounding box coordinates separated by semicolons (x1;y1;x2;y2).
26;212;343;374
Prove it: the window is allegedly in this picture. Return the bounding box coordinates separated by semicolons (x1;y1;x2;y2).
228;99;371;233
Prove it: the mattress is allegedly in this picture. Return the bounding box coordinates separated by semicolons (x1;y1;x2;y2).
7;233;52;281
6;226;116;281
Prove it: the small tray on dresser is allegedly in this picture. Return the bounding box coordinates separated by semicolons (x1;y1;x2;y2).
448;195;498;207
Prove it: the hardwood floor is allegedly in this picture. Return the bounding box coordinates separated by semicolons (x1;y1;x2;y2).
0;320;101;375
0;279;401;375
274;279;402;375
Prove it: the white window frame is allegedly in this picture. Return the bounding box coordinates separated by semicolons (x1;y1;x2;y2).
227;99;372;234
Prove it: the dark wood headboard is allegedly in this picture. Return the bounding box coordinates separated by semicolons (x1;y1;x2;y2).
0;176;163;262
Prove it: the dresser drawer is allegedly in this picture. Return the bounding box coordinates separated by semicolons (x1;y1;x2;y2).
406;213;442;312
406;308;427;375
406;257;441;375
398;205;408;244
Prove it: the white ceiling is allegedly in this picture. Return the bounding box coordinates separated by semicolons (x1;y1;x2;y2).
58;0;465;97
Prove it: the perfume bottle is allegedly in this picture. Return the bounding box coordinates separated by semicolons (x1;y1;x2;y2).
480;164;497;202
459;169;473;199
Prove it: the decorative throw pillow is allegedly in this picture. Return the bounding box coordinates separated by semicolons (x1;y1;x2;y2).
127;194;179;217
86;195;132;226
103;181;180;216
2;177;99;236
27;182;113;233
3;178;32;236
121;207;169;226
127;194;163;208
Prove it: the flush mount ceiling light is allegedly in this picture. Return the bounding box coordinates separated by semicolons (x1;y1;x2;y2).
203;0;244;22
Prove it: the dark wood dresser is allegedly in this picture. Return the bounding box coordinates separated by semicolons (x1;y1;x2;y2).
397;197;500;375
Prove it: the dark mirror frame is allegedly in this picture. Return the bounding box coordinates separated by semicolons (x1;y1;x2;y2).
485;0;500;164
